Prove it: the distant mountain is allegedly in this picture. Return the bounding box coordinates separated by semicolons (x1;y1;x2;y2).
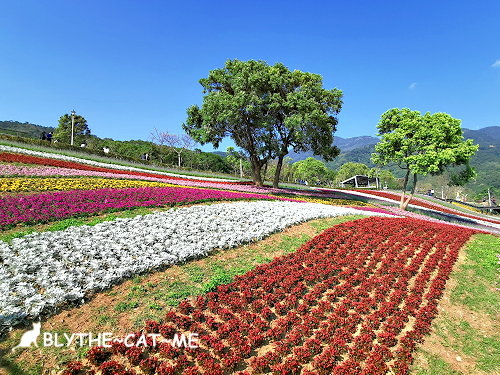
325;126;500;190
286;135;379;162
212;151;227;158
3;118;496;190
463;126;500;145
334;135;379;151
0;120;54;138
462;126;500;192
325;144;377;170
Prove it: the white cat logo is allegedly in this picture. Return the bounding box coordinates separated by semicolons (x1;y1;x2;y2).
11;321;41;351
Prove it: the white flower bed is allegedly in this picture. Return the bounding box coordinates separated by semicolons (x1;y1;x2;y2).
0;145;234;182
0;201;391;332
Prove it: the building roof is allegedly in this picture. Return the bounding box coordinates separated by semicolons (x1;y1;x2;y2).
340;175;378;185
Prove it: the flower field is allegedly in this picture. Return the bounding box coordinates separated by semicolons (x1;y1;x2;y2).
0;186;306;228
353;189;500;225
0;164;237;185
62;217;480;374
0;177;175;192
0;146;497;374
0;151;247;184
1;201;385;332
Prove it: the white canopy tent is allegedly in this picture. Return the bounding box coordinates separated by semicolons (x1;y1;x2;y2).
340;175;380;189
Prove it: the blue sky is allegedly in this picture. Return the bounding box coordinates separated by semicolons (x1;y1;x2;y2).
1;0;499;152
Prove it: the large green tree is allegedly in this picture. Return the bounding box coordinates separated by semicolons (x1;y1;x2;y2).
371;108;478;209
53;113;91;144
183;59;342;187
292;157;329;185
335;162;370;184
264;63;343;187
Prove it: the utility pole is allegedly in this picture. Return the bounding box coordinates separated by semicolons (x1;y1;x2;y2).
488;188;492;213
70;110;76;146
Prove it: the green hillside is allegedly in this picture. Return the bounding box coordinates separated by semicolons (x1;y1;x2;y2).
0;120;54;138
324;127;500;192
1;120;497;192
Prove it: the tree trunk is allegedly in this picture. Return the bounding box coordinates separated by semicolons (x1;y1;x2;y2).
262;162;268;183
177;152;181;168
273;154;285;189
250;155;263;186
401;173;418;210
400;169;411;209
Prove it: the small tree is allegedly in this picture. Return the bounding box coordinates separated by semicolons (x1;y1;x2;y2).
292;157;329;185
335;162;370;185
53;113;90;144
149;128;170;163
226;147;250;177
371;168;400;189
371;108;478;209
150;129;196;167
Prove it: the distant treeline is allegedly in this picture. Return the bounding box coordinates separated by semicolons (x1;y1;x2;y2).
0;121;232;174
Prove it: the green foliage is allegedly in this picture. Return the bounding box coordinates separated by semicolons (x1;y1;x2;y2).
372;108;478;176
450;234;499;317
449;163;477;186
202;265;235;293
114;301;139;312
53;113;91;144
225;147;251;176
472;187;499;201
165;282;201;306
335;162;369;183
185;265;206;283
183;59;342;186
0;120;54;138
414;351;462;375
292;157;329;185
372;108;478;207
369;168;400;189
0;131;232;175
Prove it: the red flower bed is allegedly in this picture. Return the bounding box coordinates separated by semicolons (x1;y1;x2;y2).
354;189;500;225
0;152;252;185
66;217;478;374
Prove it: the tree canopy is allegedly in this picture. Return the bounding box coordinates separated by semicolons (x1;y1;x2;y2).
371;108;478;209
292;157;329;185
53;113;91;144
150;129;196;167
183;59;343;186
335;162;370;183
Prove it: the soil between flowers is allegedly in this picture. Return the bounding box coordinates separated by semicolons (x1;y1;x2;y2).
57;216;479;374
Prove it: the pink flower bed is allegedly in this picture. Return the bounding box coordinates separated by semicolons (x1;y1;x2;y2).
0;186;302;228
347;206;396;215
0;164;346;199
0;164;198;185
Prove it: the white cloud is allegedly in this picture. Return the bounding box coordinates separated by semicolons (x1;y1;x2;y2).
409;82;417;90
492;60;500;68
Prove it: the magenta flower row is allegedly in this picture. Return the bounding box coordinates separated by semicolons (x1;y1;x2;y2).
0;186;300;228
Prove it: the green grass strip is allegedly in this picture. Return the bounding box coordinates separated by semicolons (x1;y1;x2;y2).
450;234;499;317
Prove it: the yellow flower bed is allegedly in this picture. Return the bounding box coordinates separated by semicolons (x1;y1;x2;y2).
451;201;483;214
270;196;375;207
0;177;175;192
